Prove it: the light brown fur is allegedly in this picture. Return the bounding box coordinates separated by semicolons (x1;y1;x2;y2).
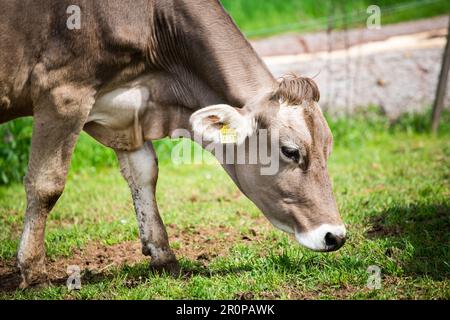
0;0;344;288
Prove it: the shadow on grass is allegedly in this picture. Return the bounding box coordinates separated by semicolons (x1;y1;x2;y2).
366;202;450;280
0;270;21;293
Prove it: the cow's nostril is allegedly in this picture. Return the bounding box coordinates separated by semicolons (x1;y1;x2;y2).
324;232;346;251
325;232;338;247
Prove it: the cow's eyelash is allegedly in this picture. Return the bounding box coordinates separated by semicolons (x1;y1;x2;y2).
281;146;300;162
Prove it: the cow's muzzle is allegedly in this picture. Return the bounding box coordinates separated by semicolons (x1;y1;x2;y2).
294;224;347;252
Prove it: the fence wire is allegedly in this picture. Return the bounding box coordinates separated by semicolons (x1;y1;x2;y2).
244;0;447;37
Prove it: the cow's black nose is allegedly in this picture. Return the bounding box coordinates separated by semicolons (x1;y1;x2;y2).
324;232;346;251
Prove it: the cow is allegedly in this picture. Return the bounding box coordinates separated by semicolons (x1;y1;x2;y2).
0;0;346;288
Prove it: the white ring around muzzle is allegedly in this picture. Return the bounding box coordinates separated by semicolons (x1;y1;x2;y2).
295;224;346;251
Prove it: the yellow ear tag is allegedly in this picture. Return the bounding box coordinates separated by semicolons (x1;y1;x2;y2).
219;124;237;144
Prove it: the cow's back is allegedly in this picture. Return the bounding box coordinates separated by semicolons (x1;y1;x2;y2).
0;0;154;123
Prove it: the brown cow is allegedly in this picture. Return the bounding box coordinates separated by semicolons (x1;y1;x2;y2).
0;0;346;288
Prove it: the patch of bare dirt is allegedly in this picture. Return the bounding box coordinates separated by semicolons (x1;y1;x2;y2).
252;15;449;57
365;217;402;238
283;283;368;300
0;216;271;292
0;241;146;292
168;217;271;266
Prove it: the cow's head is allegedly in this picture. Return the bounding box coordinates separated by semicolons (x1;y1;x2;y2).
190;75;346;252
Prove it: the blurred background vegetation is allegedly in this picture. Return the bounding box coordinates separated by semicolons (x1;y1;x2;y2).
220;0;450;37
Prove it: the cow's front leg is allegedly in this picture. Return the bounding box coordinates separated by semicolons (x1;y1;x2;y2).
115;141;179;275
17;85;94;288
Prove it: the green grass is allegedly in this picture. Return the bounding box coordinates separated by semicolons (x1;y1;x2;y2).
220;0;450;37
0;109;449;299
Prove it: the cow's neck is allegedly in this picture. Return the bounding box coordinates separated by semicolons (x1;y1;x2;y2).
151;0;275;108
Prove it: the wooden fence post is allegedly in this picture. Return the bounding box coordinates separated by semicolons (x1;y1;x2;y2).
431;14;450;133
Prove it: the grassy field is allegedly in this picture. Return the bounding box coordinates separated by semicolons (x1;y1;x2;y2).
220;0;450;37
0;109;448;299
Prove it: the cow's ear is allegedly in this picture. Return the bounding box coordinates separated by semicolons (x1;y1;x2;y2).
189;104;255;144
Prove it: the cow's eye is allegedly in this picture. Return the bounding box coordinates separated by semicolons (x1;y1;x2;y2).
281;146;300;162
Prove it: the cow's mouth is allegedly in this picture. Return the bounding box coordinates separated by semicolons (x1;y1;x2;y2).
262;209;347;252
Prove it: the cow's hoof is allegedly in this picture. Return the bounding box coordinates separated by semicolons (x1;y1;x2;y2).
19;272;50;290
150;259;181;277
